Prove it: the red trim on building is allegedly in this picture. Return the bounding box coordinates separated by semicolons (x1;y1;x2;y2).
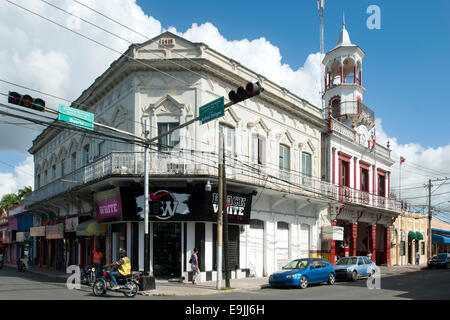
338;151;352;162
354;157;357;190
359;70;362;86
387;172;390;199
349;223;358;256
369;225;377;263
359;160;371;170
377;168;387;176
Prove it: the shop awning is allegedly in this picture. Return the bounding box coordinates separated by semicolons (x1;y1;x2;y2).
415;232;424;240
408;231;417;240
76;219;107;237
432;234;450;244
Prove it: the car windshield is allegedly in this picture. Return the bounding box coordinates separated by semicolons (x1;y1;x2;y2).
336;257;357;265
283;259;309;270
433;254;448;260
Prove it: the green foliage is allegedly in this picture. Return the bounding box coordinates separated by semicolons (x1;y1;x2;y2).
0;186;32;214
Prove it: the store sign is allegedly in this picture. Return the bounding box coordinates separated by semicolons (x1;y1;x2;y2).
16;232;30;243
94;187;123;223
7;216;17;231
140;188;253;224
46;223;64;239
65;217;78;232
321;226;344;241
30;226;46;237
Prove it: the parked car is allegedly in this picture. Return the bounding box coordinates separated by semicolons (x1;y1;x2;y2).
334;256;377;281
427;253;450;269
269;258;336;289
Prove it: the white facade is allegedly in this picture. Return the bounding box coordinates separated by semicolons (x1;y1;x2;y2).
26;32;332;279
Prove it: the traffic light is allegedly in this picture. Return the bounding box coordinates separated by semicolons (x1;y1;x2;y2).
8;91;45;112
228;82;264;104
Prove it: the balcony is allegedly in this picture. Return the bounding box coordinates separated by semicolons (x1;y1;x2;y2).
327;118;392;160
323;101;375;127
338;186;402;212
25;151;401;214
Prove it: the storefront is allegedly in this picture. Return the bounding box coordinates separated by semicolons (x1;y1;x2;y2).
0;216;8;260
141;186;253;281
432;228;450;255
75;218;107;268
14;211;34;267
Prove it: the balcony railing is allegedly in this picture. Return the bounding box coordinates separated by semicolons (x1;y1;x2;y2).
25;151;401;213
323;101;375;124
338;186;401;212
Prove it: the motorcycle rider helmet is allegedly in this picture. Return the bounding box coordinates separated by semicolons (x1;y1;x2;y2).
119;248;127;256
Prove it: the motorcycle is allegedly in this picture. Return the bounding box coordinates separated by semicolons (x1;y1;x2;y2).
80;265;97;287
92;267;140;298
17;259;27;272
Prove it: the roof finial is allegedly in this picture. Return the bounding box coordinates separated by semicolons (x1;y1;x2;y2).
343;11;346;28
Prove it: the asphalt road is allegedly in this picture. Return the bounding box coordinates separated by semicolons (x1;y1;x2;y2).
0;266;449;300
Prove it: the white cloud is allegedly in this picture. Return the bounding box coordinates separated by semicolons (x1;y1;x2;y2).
0;156;34;198
170;22;323;107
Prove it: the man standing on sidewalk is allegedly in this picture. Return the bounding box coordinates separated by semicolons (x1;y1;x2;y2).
191;248;200;285
92;246;103;278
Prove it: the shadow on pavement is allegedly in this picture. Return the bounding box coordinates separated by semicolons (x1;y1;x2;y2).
336;268;450;300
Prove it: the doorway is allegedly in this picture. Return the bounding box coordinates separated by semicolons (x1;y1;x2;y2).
153;222;181;280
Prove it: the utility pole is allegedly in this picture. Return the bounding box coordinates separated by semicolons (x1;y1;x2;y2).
142;119;155;290
222;136;230;288
427;179;432;261
216;132;224;290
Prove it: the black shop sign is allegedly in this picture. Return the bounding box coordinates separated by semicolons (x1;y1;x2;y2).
136;187;252;224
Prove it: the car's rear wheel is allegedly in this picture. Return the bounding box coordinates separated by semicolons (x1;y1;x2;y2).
327;273;335;285
351;271;358;282
299;275;308;289
446;262;450;269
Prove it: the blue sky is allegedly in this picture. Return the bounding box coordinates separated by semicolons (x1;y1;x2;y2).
137;0;450;148
0;0;449;214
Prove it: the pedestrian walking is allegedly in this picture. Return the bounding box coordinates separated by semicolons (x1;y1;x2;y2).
415;252;420;265
190;248;200;285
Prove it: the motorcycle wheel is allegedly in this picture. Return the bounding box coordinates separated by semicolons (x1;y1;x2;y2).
123;281;138;298
93;279;106;297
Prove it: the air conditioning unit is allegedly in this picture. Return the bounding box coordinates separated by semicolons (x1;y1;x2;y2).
88;154;95;163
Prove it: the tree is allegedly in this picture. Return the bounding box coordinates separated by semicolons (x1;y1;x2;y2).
0;186;32;215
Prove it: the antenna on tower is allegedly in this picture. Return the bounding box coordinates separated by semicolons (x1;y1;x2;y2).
317;0;325;54
317;0;325;108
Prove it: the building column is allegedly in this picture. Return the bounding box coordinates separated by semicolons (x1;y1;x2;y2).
359;70;362;86
349;223;358;256
354;66;357;84
330;220;337;265
340;66;344;84
384;226;391;266
369;224;377;263
332;147;336;185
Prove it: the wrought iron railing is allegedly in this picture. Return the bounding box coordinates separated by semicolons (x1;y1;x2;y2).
25;151;401;213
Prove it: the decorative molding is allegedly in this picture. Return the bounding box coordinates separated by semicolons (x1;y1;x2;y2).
247;117;271;135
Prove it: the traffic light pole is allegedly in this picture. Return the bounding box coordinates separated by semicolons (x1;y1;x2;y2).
427;179;432;261
216;132;224;290
222;140;230;288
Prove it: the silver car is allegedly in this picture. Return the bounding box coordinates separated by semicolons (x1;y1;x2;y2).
334;256;377;281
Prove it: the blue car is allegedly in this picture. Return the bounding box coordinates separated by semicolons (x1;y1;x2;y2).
269;258;336;289
334;256;377;281
428;253;450;269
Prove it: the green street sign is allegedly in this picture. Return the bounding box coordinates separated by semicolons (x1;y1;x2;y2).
199;97;224;125
58;104;94;131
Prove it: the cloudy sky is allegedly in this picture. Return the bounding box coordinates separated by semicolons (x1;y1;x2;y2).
0;0;449;221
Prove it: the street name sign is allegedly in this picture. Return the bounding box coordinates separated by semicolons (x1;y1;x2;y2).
199;97;224;125
58;104;94;131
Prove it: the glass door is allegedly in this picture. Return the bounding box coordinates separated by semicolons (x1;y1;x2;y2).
153;222;181;280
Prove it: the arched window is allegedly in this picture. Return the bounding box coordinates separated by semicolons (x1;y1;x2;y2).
330;97;341;119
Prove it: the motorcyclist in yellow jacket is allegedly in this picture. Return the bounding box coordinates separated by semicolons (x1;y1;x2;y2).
103;248;131;290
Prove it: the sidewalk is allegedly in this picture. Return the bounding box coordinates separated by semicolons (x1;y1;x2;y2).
141;277;270;297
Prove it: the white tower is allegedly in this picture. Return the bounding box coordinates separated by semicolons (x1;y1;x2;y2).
322;17;375;137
